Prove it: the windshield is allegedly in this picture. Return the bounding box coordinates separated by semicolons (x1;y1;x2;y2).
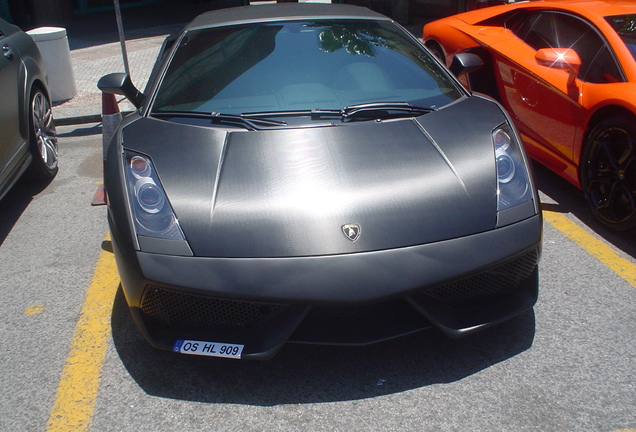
606;14;636;63
151;19;463;116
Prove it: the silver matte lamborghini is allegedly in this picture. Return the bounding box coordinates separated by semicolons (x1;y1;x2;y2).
99;3;541;360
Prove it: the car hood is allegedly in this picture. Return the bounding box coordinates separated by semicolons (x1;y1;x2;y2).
121;96;504;258
454;3;523;25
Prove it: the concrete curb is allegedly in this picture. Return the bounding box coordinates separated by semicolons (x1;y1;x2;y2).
56;113;103;126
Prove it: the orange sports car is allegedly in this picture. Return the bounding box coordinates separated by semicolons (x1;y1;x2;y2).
424;0;636;230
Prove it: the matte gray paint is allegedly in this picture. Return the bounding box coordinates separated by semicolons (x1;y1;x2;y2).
102;5;542;354
121;96;507;258
129;216;540;306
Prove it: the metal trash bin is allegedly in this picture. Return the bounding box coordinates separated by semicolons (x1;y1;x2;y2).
27;27;77;102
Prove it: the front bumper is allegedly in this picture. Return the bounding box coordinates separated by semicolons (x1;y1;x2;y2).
112;215;541;359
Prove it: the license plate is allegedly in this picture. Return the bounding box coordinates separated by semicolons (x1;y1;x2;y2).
173;339;244;359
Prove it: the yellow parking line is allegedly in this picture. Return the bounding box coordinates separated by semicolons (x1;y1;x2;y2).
46;234;119;432
542;208;636;288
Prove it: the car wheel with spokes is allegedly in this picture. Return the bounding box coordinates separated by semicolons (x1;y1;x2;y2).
581;117;636;231
27;88;58;180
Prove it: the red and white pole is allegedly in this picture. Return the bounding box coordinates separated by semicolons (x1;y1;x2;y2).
91;92;122;206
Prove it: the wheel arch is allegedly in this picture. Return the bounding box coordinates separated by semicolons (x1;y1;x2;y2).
579;105;636;172
18;38;49;129
463;46;500;101
579;107;636;230
423;22;481;66
20;75;51;142
425;39;447;65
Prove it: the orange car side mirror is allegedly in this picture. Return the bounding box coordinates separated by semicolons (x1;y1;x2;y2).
535;48;582;86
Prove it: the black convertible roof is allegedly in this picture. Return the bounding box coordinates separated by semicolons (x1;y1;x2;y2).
187;3;389;30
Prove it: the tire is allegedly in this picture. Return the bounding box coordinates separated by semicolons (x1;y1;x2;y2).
26;88;58;181
580;117;636;231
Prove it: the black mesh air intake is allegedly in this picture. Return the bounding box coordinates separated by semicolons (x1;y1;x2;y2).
140;285;289;332
422;248;539;304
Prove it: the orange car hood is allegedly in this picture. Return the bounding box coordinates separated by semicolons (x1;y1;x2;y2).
454;2;526;25
456;0;636;26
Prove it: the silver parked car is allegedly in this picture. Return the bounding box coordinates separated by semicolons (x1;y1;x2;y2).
0;17;57;201
99;4;542;360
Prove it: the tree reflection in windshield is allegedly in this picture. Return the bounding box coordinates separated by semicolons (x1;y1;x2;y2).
316;23;396;57
152;19;462;116
606;14;636;61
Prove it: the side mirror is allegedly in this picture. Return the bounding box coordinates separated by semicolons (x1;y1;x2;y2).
535;48;581;86
97;73;145;108
449;53;483;78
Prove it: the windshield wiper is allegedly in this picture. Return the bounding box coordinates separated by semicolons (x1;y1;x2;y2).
152;111;287;130
240;103;436;124
341;102;436;120
242;109;341;120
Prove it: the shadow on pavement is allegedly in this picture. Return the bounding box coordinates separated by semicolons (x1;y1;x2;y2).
57;123;103;138
111;286;536;405
0;176;55;246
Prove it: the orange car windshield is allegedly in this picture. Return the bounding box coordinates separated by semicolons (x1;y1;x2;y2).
606;14;636;63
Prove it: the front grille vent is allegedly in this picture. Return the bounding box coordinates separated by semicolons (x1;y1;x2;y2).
140;286;288;332
423;248;539;304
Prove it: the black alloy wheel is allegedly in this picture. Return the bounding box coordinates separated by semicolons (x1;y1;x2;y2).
581;117;636;231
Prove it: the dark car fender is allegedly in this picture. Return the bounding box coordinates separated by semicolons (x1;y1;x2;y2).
14;31;49;142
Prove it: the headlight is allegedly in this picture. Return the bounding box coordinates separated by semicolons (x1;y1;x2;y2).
124;151;186;240
135;178;165;214
493;123;534;220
